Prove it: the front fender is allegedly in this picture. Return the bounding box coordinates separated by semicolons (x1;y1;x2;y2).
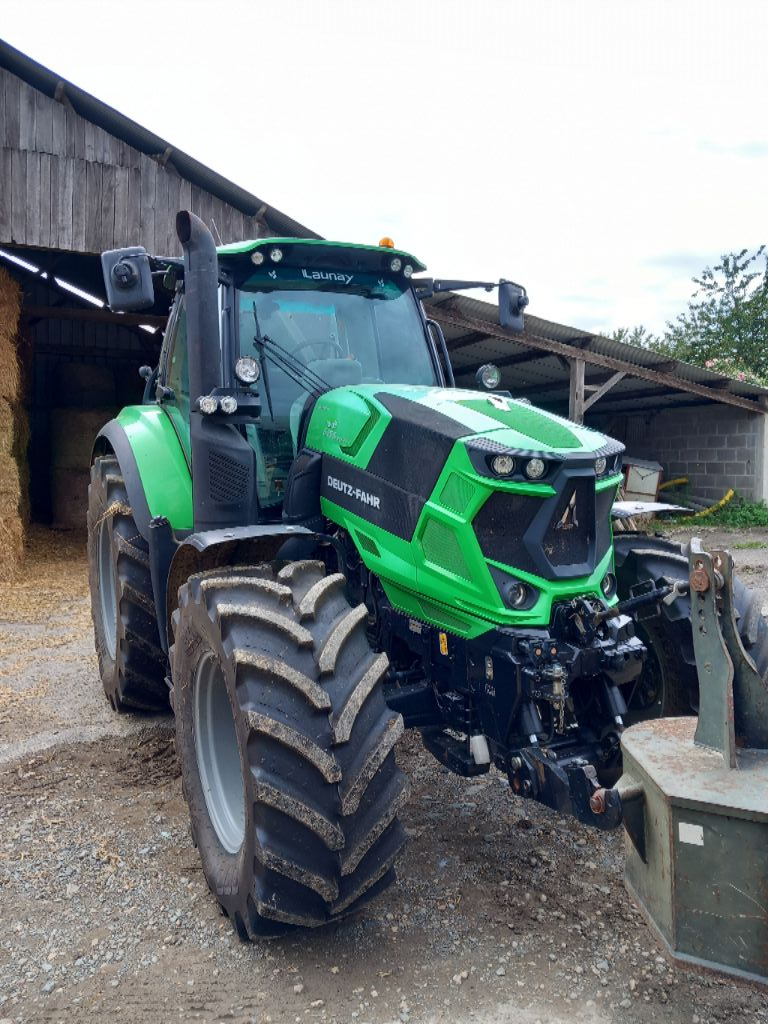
93;407;193;540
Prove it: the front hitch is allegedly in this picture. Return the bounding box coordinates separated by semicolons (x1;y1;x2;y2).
509;747;624;830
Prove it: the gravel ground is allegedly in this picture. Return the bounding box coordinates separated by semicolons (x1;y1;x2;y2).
0;526;767;1024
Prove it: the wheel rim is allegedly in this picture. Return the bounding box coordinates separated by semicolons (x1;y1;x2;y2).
97;518;117;660
193;652;245;854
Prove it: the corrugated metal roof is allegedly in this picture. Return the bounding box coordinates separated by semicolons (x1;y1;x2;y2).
426;290;768;413
0;38;321;241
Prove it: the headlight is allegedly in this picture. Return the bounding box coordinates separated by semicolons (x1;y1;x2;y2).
506;582;529;608
524;457;546;480
491;454;515;476
269;247;283;263
595;456;607;475
250;250;264;265
198;395;218;415
477;363;502;390
235;356;260;384
220;396;238;414
600;573;617;599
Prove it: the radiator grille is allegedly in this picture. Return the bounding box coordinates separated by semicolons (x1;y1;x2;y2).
420;518;472;580
542;478;593;566
473;491;541;575
355;530;381;558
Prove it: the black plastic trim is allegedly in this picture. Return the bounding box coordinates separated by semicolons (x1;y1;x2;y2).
93;420;153;541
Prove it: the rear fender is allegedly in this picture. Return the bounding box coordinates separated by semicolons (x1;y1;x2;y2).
92;407;193;540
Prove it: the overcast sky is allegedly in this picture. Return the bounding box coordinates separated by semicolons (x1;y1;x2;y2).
3;1;768;337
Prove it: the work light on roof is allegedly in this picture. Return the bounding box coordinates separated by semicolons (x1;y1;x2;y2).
250;250;264;265
390;257;402;272
403;264;414;278
269;248;283;263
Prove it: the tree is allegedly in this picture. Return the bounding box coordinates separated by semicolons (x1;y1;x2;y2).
651;246;768;381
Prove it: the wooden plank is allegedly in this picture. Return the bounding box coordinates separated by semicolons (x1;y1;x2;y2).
18;80;36;151
38;153;51;248
165;173;181;254
583;371;627;412
433;308;764;415
153;166;169;255
3;72;20;150
100;162;117;249
84;120;96;162
72;108;86;159
80;161;98;252
51;99;67;155
0;148;11;241
113;164;129;246
48;154;59;249
57;157;75;250
10;148;26;243
139;154;157;252
34;90;53;154
126;165;141;246
71;158;86;249
568;357;585;423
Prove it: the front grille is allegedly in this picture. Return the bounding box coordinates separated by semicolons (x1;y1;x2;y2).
473;491;541;575
542;478;593;567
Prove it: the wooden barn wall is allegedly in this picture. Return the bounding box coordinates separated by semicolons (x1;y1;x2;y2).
0;68;270;255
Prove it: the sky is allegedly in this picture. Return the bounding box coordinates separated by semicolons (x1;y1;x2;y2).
3;0;768;337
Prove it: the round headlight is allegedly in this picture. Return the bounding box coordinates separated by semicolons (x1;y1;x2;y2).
506;582;530;608
491;454;516;476
269;247;283;263
477;363;502;390
524;457;546;480
403;264;414;278
595;456;607;475
220;395;238;414
390;257;402;272
198;395;218;415
600;572;617;599
250;250;264;265
235;356;261;384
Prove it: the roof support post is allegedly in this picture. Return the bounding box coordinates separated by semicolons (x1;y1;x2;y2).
569;357;585;423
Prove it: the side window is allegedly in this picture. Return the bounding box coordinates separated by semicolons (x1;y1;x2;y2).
166;305;189;422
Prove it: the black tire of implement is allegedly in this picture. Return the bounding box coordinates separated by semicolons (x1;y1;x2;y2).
171;560;409;937
87;454;169;712
613;532;768;720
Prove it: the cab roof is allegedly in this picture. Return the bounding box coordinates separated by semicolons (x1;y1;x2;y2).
217;236;427;273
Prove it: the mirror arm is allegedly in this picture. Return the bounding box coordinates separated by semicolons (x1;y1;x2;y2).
426;318;455;388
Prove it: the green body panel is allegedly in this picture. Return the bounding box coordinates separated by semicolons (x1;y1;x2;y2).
308;385;619;639
115;406;193;530
217;236;426;272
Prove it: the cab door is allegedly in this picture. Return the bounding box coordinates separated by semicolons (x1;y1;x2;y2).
159;297;191;461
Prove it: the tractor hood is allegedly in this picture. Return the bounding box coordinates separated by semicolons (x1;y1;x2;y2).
303;384;624;634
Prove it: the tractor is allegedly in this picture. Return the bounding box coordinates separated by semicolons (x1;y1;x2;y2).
88;211;766;937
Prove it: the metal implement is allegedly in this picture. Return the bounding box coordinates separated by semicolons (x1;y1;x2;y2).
617;538;768;985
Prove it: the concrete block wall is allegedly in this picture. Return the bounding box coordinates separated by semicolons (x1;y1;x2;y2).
590;405;768;504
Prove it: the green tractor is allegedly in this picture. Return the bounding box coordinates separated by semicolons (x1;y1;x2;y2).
88;211;765;937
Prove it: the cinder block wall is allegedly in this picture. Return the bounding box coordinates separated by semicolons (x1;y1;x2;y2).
591;405;767;504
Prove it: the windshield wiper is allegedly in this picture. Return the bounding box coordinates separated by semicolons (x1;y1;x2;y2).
252;303;329;421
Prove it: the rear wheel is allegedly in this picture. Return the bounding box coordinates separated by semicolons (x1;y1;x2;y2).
87;455;168;711
613;533;768;721
171;560;409;936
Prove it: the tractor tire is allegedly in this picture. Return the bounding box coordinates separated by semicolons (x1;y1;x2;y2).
613;533;768;721
87;454;169;712
171;560;409;937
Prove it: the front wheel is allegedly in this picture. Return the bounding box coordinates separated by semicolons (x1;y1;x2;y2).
171;560;409;937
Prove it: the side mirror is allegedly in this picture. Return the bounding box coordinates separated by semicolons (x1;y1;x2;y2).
101;246;155;311
498;280;529;332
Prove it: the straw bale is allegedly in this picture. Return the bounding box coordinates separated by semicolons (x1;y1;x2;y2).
0;269;22;402
0;268;21;331
0;399;29;459
0;451;21;517
0;338;21;401
0;515;24;578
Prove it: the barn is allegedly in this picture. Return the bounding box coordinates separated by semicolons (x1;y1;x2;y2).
2;38;768;577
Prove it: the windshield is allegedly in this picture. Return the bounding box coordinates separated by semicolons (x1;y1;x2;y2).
235;268;437;512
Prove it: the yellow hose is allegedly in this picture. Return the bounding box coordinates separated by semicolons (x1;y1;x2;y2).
659;476;688;491
689;489;735;519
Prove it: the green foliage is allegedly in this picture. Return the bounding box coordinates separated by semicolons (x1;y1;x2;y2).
665;496;768;529
611;247;768;384
651;246;768;378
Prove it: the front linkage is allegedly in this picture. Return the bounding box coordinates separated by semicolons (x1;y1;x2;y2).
358;563;684;830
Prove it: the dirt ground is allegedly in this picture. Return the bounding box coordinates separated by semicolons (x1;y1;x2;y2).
1;526;767;1024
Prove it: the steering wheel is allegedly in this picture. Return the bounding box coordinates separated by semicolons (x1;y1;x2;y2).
292;339;344;363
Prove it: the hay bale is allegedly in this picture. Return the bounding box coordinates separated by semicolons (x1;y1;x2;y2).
0;515;24;577
0;451;22;517
0;268;22;402
0;398;29;459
